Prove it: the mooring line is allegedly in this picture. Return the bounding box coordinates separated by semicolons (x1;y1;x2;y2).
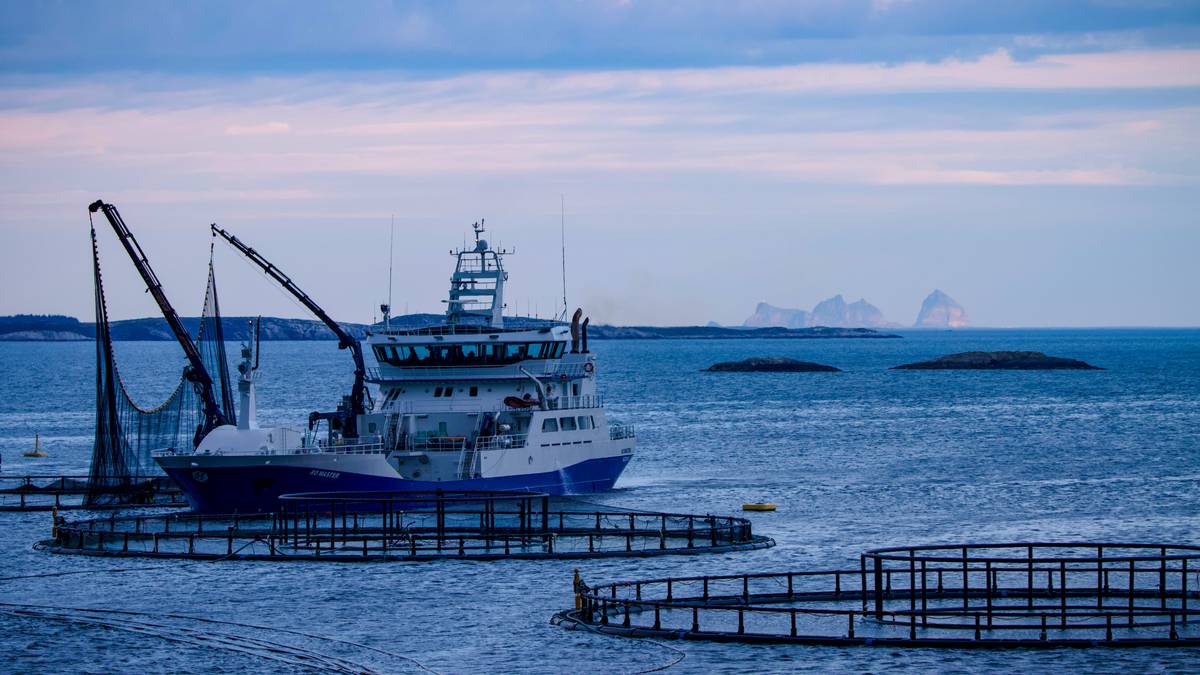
630;639;687;674
0;602;442;674
0;606;364;673
2;537;442;674
557;610;687;674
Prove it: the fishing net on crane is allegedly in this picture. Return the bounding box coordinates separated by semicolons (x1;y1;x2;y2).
87;229;237;505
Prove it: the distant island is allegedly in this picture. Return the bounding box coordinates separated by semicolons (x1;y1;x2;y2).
913;290;970;328
892;351;1101;370
737;289;971;329
741;296;894;329
587;325;897;340
0;314;900;342
706;357;841;372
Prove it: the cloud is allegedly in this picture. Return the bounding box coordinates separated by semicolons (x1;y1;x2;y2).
3;102;1165;187
225;121;291;136
543;48;1200;95
7;48;1197;115
0;47;1196;222
3;1;1199;73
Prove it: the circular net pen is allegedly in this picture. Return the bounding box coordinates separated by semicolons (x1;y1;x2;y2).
0;475;186;512
44;490;774;561
554;543;1200;648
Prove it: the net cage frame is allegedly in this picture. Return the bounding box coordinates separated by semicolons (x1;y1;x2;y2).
0;475;185;512
45;490;775;561
556;542;1200;648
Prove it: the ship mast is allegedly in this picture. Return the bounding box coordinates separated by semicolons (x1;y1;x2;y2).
446;220;510;328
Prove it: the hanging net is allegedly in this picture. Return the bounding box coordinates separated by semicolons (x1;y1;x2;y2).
87;229;237;505
197;245;237;423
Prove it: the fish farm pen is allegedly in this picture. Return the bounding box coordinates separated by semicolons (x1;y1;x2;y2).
0;475;185;511
45;490;775;561
554;543;1200;648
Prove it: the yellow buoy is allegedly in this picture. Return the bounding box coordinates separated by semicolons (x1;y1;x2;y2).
742;502;776;512
23;432;48;458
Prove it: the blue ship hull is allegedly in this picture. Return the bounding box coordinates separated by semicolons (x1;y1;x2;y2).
162;454;632;514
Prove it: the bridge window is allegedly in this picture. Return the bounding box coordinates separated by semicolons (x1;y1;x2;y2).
374;341;568;367
542;418;558;432
560;416;577;431
577;416;592;430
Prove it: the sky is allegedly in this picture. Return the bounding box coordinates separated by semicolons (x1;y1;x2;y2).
1;1;1198;327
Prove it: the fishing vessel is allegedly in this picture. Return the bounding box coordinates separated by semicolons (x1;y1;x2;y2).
156;222;635;513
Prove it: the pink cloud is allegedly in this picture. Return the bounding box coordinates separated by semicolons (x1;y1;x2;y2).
0;48;1196;207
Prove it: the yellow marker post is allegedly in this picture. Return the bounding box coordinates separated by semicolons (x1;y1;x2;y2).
24;432;48;458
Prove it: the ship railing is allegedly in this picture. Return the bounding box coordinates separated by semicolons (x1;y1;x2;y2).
409;437;468;452
367;361;587;382
473;434;528;451
177;441;388;457
546;395;603;411
609;424;636;441
452;257;495;273
547;363;588;379
387;394;603;416
407;434;529;453
372;323;561;337
392;400;491;414
298;441;388;456
255;435;386;456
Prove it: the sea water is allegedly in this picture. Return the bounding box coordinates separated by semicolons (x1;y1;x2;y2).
0;329;1197;672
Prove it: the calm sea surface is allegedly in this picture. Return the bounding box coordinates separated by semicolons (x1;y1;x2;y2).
1;329;1198;673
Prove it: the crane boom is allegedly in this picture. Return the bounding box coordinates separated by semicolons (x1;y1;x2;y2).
210;224;368;438
88;200;230;439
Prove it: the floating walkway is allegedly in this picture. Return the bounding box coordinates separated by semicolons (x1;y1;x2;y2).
0;475;186;512
554;543;1200;648
45;490;774;561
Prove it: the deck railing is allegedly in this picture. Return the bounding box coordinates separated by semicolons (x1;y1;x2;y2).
472;434;528;451
609;424;636;441
367;362;587;382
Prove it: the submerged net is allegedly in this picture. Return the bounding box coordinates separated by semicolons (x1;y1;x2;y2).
87;230;237;505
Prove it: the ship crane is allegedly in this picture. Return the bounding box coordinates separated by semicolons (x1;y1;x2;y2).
210;224;370;439
88;200;231;444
